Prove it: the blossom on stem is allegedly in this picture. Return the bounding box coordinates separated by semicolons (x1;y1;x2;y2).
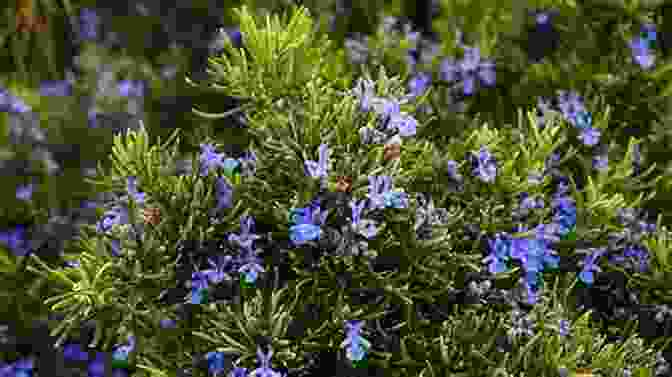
304;143;330;179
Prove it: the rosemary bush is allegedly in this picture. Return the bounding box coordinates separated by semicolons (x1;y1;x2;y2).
2;1;672;377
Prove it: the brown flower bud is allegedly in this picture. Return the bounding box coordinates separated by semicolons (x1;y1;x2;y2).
143;207;161;226
335;176;353;193
383;143;401;161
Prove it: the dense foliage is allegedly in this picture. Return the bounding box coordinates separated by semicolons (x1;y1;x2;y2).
2;1;672;377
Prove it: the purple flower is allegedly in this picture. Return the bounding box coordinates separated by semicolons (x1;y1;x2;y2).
110;239;121;257
251;347;283;377
349;200;378;239
0;226;29;256
366;175;407;210
126;176;146;204
484;233;511;274
341;320;370;362
96;206;128;234
224;27;243;48
446;160;463;181
0;88;30;113
389;114;418;137
556;91;586;124
457;46;496;95
87;352;106;377
289;203;328;245
372;98;401;126
593;154;609;171
237;247;265;284
228;216;261;250
471;147;497;183
578;127;601;146
212;177;234;214
112;335;136;362
118;80;144;97
160;319;176;329
63;343;89;362
352;78;376;112
440;58;459;82
578;248;606;285
408;72;431;98
305;143;330;179
1;358;34;377
78;8;100;41
558;319;571;337
552;194;576;236
199;143;226;176
39;80;73;97
201;255;235;284
230;367;248;377
629;37;655;69
15;183;34;201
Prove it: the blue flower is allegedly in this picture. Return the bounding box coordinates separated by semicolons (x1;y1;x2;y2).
126;177;146;204
408;72;431;98
382;190;409;209
349;199;378;239
228;216;261;250
471;147;497;183
201;255;234;284
372;98;402;128
558;319;571;337
341;320;370;362
556;91;586;124
206;351;226;377
63;343;89;362
352;77;376;112
118;80;144;98
1;358;34;377
441;46;496;96
484;233;511;274
39;80;73;97
0;88;30;113
230;367;248;377
251;347;283;377
225;27;243;48
78;8;100;41
578;248;606;285
237;247;264;284
160;318;176;329
88;352;106;377
578;127;601;146
629;37;655;69
304;143;330;179
112;335;135;366
552;194;576;235
388;114;418;137
212;177;234;215
574;111;592;130
110;239;121;257
96;206;129;234
199;143;226;176
289;203;328;245
0;225;29;256
593;153;609;171
446;160;463;181
15;183;35;201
